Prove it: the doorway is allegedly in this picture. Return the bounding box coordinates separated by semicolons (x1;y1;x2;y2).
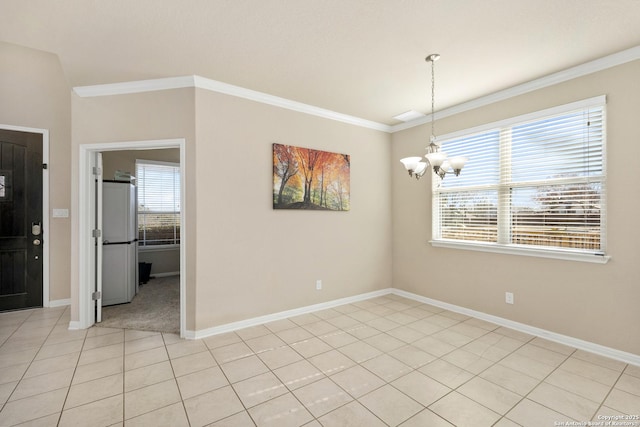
78;139;186;337
0;126;49;311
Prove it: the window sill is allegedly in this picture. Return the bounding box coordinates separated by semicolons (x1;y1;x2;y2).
138;244;180;253
429;239;610;264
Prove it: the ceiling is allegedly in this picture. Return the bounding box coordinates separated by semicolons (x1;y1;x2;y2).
2;0;640;125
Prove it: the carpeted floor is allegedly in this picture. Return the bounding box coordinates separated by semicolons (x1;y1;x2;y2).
96;275;180;334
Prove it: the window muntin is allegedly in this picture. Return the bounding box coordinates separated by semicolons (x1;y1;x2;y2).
433;97;605;257
136;161;180;247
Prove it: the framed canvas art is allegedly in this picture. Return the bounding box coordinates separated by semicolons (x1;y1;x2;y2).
273;143;350;211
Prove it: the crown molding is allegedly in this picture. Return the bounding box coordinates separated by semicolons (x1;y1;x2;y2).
390;45;640;133
73;75;392;133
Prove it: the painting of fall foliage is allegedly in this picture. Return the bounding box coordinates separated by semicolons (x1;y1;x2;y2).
273;143;350;211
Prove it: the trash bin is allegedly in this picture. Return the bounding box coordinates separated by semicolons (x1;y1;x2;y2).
139;262;152;284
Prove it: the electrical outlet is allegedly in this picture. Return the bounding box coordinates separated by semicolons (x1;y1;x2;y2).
505;292;514;304
316;280;322;290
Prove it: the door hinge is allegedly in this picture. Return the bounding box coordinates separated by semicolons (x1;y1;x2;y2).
92;291;101;300
92;166;102;175
92;229;102;238
42;163;48;170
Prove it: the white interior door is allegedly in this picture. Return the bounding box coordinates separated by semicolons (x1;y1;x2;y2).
95;153;103;322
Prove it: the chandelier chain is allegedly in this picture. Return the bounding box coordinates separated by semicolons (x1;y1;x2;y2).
431;57;436;143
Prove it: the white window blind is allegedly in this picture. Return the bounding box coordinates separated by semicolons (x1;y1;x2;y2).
433;96;606;258
136;160;180;247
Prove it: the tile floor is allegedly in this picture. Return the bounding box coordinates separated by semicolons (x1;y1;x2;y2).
0;295;639;426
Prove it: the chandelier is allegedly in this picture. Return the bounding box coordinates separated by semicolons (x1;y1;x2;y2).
400;54;468;180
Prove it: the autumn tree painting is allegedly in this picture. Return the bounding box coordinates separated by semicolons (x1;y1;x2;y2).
273;143;350;211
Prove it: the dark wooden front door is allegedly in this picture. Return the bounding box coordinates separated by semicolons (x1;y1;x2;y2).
0;129;43;311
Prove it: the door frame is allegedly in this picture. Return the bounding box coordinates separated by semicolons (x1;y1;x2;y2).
78;139;186;337
0;124;50;307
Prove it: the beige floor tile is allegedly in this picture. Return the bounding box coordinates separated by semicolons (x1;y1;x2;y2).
560;357;621;386
348;310;379;323
124;329;160;342
506;398;570;427
276;326;315;345
9;368;74;401
0;381;18;405
362;353;412;382
124;360;174;392
529;382;599;421
210;341;254;364
165;339;207;359
124;379;181;420
330;365;385;398
35;339;84;361
327;315;361;330
293;377;352;417
14;412;61;426
385;311;419;326
333;304;360;315
457;376;521;415
461;339;512;362
432;329;475;348
313;308;343;320
24;352;79;379
366;317;401;332
338;341;382;364
400;409;455;427
248;392;313;427
87;327;123;337
419;359;474;389
72;356;123;385
479;363;541;396
493;418;522;427
529;337;576;355
176;365;228;399
392;370;451;406
83;330;124;351
364;333;406;353
232;371;287;408
291;337;332;358
78;343;124;366
170;350;216;377
461;318;499;332
124;401;188;427
124;334;165;355
0;388;67;425
429;391;501;427
302;320;339;336
161;333;182;346
235;325;272;340
273;359;325;391
441;349;494;375
220;354;269;383
264;318;298;333
359;384;423;426
385;325;425;344
388;345;437;369
59;394;123;427
412;336;456;357
625;364;640;378
406;319;445;335
208;410;256;426
344;324;381;340
202;331;242;350
124;346;168;371
616;373;640;396
421;314;460;329
572;350;627;372
318;400;386;427
65;372;123;409
245;333;287;354
604;388;640;414
448;323;488;340
513;343;568;367
0;362;29;384
309;349;356;375
499;352;555;380
545;368;612;402
494;327;534;342
318;329;359;348
258;345;303;370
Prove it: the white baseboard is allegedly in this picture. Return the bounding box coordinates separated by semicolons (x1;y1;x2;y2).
49;299;71;308
68;321;82;330
391;289;640;367
186;286;640;366
184;288;392;340
150;271;180;278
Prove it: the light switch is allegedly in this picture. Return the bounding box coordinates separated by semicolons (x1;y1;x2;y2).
52;208;69;218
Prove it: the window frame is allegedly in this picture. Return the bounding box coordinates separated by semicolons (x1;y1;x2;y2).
135;159;181;250
431;96;609;264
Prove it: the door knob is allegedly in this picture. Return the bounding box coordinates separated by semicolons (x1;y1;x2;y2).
33;239;41;246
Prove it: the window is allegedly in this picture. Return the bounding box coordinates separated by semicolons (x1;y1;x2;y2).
136;160;180;247
432;96;607;262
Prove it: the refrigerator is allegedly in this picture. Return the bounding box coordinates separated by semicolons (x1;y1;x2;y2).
102;181;138;306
